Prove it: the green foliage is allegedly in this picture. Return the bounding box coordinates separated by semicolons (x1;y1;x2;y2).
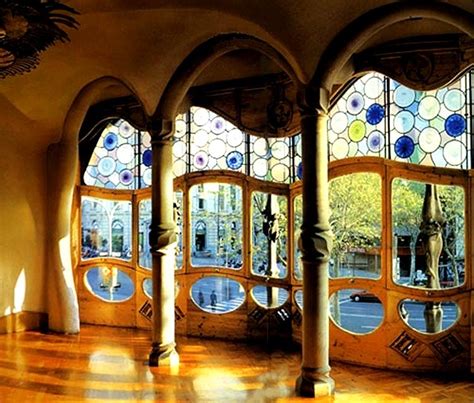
329;173;382;262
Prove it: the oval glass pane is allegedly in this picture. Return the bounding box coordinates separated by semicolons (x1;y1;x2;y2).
329;289;383;334
295;290;303;310
392;179;465;290
190;183;243;269
190;276;245;314
143;278;152;299
85;267;134;302
399;299;459;334
250;286;289;309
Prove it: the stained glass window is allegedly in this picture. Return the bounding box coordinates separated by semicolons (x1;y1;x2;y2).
190;107;247;173
173;114;188;177
389;79;469;168
327;70;472;169
328;73;386;161
84;120;141;189
250;136;292;183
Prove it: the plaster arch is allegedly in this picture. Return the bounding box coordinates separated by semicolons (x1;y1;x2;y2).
153;33;304;125
47;76;147;333
312;1;474;96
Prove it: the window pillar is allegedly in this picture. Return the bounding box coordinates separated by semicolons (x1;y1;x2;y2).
295;87;334;397
149;119;179;367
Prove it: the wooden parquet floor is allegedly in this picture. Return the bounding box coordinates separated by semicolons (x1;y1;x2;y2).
0;325;472;402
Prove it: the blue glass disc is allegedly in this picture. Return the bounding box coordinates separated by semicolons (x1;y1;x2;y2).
395;136;415;158
103;132;118;150
366;103;384;125
119;169;133;185
445;114;466;138
226;151;244;170
297;162;303;180
143;149;152;167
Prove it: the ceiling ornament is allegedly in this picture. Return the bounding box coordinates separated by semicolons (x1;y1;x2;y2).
0;0;79;79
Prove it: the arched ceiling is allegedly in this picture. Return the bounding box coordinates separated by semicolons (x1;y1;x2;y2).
0;0;472;148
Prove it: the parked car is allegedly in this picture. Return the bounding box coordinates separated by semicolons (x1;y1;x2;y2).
349;290;380;303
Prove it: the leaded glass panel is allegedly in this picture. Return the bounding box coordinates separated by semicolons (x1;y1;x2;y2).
140;131;153;187
190;107;246;173
250;136;291;183
328;73;386;161
173;113;188;177
83;120;140;189
389;78;469;167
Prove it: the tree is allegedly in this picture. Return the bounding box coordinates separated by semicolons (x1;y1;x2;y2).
329;173;382;277
438;185;465;286
329;173;382;323
391;179;424;283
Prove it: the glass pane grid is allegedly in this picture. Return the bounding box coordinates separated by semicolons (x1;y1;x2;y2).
190;107;246;173
328;72;387;161
250;136;291;183
389;79;468;168
84;120;140;189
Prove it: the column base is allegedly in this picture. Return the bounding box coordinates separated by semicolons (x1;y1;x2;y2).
295;370;335;397
149;342;179;367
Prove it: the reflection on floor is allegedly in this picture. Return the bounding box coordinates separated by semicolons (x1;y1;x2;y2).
0;325;472;402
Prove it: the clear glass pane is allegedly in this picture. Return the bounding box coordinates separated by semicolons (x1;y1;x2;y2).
81;197;132;261
251;192;288;278
143;278;152;299
250;285;289;309
329;289;384;334
190;276;245;314
293;194;302;280
139;192;183;270
329;173;382;279
392;179;465;289
295;290;303;310
190;183;243;269
84;266;134;302
399;299;459;334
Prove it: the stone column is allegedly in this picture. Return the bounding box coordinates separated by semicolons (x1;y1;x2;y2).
295;88;334;397
149;120;179;367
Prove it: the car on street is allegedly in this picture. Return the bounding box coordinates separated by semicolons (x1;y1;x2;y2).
349;290;380;303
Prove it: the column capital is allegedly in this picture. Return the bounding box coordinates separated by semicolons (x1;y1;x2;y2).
297;85;330;116
148;117;174;142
